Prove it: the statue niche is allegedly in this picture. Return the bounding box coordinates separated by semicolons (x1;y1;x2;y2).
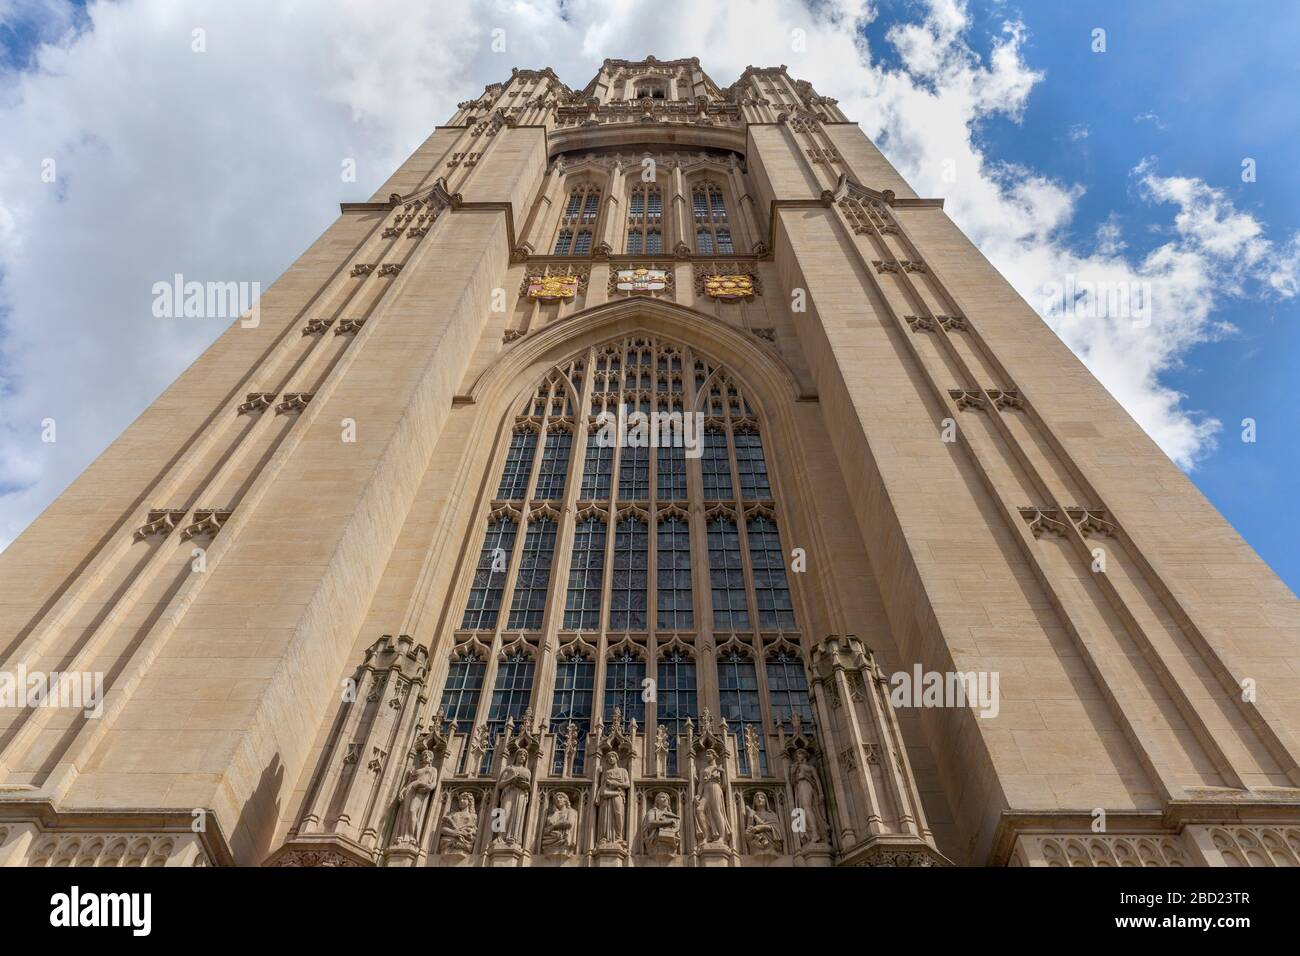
693;747;732;847
492;747;533;847
594;750;631;848
640;790;682;855
540;791;579;856
437;791;480;855
742;791;783;855
392;748;438;846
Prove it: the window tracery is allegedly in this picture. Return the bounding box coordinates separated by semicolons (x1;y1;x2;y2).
440;337;811;805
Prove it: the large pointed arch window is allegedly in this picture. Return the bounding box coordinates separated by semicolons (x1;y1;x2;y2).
438;339;814;786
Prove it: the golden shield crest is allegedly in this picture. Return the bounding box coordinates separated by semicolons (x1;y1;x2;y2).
527;274;580;300
701;274;755;300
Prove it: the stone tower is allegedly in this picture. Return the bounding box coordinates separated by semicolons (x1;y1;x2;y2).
1;57;1298;868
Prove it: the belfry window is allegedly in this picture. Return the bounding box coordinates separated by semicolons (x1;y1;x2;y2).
627;185;663;254
558;184;601;255
692;182;731;254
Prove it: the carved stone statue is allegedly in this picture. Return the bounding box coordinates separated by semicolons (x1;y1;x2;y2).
694;748;731;846
493;747;533;846
540;791;579;856
437;791;479;854
742;791;783;854
594;750;630;847
392;749;438;845
788;748;828;848
640;790;681;855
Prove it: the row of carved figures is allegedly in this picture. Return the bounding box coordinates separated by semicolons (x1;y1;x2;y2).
389;718;831;862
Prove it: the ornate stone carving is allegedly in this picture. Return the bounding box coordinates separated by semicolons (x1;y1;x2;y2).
1019;507;1069;538
180;508;233;540
275;392;313;414
350;263;375;277
134;508;187;541
948;389;985;412
1066;507;1116;538
237;391;276;415
987;388;1023;410
301;317;334;335
334;317;367;335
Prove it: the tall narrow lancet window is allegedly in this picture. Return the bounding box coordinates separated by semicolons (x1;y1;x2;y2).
439;648;486;735
766;645;813;731
564;514;606;629
717;646;766;774
609;514;648;630
481;647;535;771
497;429;536;500
439;340;814;795
657;646;697;775
747;513;795;629
580;439;613;499
656;513;693;630
701;428;733;499
461;517;517;630
708;513;749;630
618;443;649;500
549;646;594;773
734;427;772;499
440;646;487;772
604;646;646;723
534;427;572;500
507;515;556;630
692;181;731;254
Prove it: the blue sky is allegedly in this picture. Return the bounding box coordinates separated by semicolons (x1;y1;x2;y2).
868;0;1300;592
0;0;1296;594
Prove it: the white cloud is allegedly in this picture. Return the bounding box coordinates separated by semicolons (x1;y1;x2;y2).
0;0;1296;548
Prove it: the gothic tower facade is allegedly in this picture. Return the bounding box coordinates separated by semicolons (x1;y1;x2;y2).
2;57;1299;868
